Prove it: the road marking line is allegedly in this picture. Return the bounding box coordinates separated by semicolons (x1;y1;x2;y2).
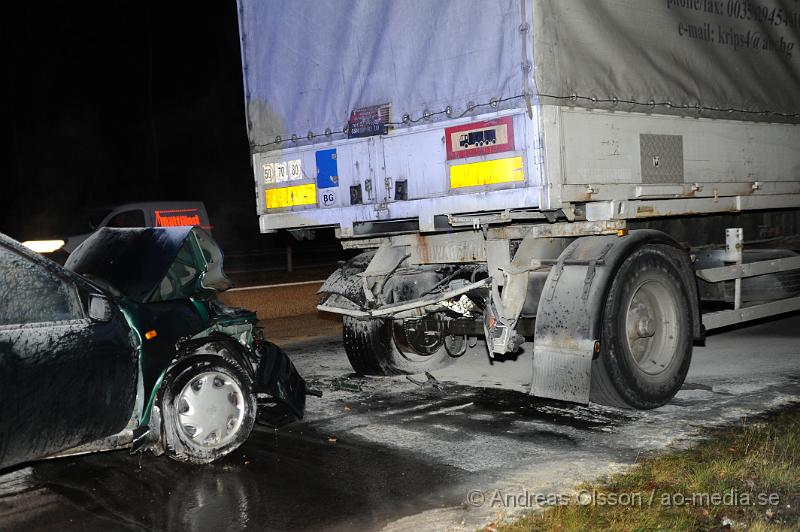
405;402;475;421
227;280;326;292
378;402;438;417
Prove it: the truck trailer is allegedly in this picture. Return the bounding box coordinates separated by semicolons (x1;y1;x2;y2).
236;0;800;409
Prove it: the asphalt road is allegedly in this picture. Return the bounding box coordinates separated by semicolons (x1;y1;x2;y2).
1;313;799;531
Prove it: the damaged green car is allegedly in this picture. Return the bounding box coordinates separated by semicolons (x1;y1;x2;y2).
0;227;306;468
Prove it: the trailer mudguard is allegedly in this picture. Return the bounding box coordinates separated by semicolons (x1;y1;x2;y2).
531;229;701;404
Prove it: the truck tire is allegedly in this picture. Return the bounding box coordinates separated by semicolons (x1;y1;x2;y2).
590;244;693;409
342;316;457;376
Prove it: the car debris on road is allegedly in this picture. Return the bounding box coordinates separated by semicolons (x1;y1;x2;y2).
407;372;446;392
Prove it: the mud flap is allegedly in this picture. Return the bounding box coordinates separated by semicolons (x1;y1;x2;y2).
532;340;596;404
531;230;700;405
254;341;307;422
531;245;604;404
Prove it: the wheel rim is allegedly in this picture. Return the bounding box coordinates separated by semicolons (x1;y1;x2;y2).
176;371;245;448
393;319;444;357
623;279;680;375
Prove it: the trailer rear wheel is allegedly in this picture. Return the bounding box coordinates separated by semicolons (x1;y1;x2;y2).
342;316;457;376
590;245;693;409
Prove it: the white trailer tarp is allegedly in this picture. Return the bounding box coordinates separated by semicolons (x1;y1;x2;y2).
237;0;525;148
239;0;800;152
533;0;800;122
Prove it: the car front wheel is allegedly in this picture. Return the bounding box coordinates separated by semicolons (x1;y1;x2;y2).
161;355;256;463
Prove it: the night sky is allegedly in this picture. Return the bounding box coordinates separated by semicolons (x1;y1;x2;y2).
4;1;268;252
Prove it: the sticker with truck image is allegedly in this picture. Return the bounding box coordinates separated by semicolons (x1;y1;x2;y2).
445;116;515;160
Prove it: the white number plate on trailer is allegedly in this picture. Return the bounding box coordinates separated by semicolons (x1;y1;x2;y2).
262;163;275;184
288;159;302;180
275;162;288;182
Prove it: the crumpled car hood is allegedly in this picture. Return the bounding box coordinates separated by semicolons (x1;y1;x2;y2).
65;227;231;303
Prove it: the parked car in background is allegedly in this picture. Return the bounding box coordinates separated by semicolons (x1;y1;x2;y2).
21;201;211;258
0;226;305;470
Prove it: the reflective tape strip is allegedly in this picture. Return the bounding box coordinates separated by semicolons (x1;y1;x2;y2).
266;183;317;208
449;156;525;189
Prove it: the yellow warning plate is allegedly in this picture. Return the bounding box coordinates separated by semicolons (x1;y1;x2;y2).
266;183;317;208
450;156;524;189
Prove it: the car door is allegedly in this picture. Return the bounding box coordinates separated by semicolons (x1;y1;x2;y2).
0;243;137;469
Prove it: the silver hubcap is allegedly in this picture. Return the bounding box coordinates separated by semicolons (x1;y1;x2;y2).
176;371;245;448
624;279;679;375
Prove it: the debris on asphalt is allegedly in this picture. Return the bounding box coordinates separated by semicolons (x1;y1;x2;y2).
306;387;324;397
330;378;363;393
407;372;445;392
327;436;337;443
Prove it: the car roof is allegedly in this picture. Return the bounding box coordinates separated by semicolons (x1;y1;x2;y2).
0;232;87;285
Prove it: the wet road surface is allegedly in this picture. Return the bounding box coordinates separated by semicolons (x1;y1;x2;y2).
1;313;799;531
0;425;470;531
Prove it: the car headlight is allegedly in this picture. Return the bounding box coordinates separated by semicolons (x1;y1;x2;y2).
22;240;65;253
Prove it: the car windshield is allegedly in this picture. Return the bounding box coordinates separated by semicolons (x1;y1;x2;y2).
149;239;200;302
65;227;230;303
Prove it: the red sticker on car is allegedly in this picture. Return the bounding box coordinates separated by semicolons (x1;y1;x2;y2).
445;116;515;161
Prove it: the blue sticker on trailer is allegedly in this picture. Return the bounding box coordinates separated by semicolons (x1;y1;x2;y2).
315;149;338;189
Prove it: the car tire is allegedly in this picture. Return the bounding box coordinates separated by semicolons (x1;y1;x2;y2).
590;244;693;409
161;355;256;464
343;316;457;376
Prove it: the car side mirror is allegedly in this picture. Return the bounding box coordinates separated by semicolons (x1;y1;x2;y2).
88;294;113;322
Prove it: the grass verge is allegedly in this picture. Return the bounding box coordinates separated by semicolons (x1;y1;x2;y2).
499;404;800;531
